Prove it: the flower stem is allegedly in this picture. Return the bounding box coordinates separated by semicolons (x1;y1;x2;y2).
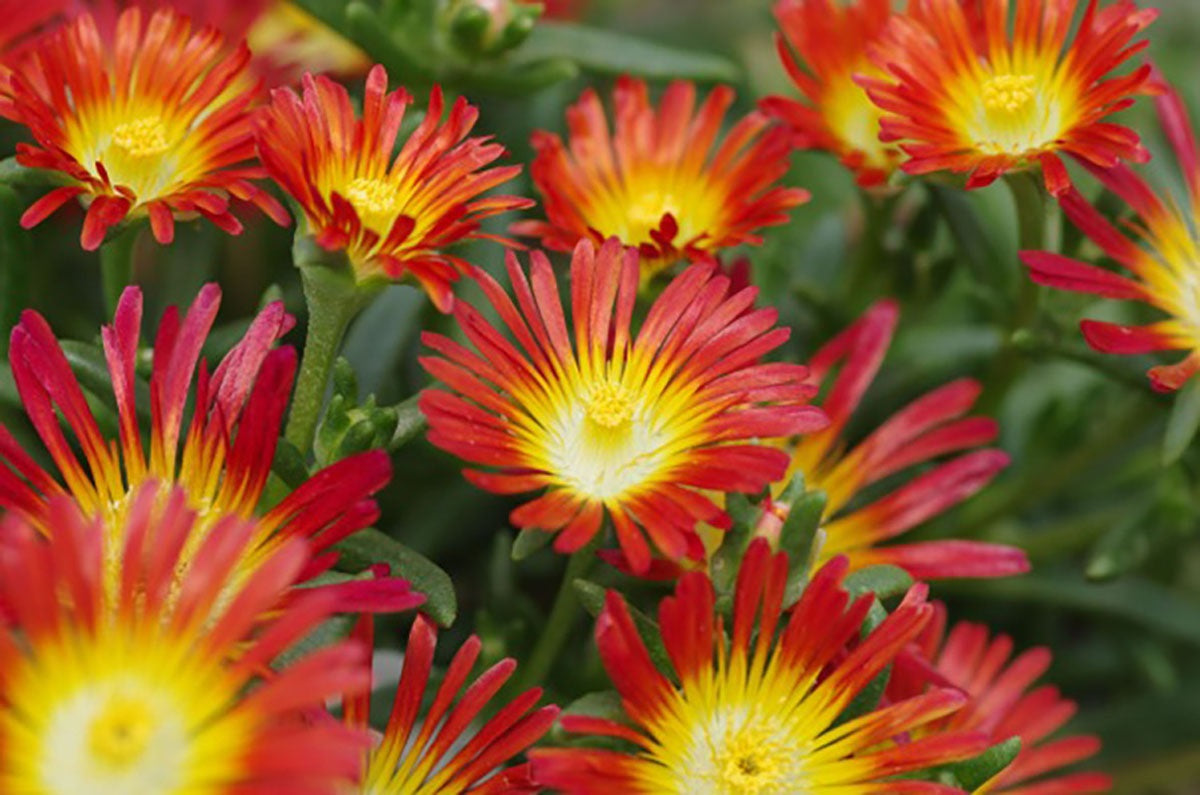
515;546;594;692
284;263;363;457
99;222;142;317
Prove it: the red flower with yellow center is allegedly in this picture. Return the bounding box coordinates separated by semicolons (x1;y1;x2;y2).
0;485;370;793
420;238;827;575
1024;81;1200;392
531;539;991;793
1;7;287;250
343;614;559;793
761;0;902;187
0;283;418;612
256;64;531;312
860;0;1156;194
889;603;1111;793
786;300;1027;579
512;76;809;278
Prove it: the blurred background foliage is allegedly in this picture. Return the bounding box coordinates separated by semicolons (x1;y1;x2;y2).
4;1;1200;791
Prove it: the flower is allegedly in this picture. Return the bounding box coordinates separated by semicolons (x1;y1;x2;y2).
1023;80;1200;391
256;64;531;312
343;614;559;793
531;538;990;793
889;603;1111;793
512;76;809;279
761;0;901;187
0;0;67;63
0;484;370;793
0;283;419;612
786;299;1027;579
243;0;370;85
420;238;827;575
1;7;288;250
860;0;1156;195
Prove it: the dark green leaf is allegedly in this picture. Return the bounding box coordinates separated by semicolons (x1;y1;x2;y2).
335;528;457;626
574;579;672;675
388;394;427;450
1163;378;1200;466
945;737;1021;790
273;613;356;671
512;527;554;560
1086;499;1155;581
843;565;913;601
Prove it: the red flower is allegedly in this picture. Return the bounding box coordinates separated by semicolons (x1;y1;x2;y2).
860;0;1156;194
1023;78;1200;391
0;283;420;613
889;603;1111;793
1;7;287;249
531;539;990;793
256;64;531;311
786;300;1027;579
420;238;827;575
513;76;808;278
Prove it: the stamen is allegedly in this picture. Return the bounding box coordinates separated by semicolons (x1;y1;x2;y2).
88;693;156;769
111;117;171;158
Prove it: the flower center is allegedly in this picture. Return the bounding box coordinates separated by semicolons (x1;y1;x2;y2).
87;694;157;769
625;190;678;245
982;73;1036;116
111;116;171;158
344;176;408;238
715;729;788;794
586;381;634;429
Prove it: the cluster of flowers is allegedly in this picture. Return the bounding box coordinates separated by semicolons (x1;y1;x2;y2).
0;0;1183;790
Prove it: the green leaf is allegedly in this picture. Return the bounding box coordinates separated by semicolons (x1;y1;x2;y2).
273;613;356;671
345;2;434;87
335;528;457;626
945;737;1021;790
272;439;311;490
777;484;826;562
1085;499;1155;581
1163;378;1200;466
516;22;739;82
511;527;554;560
574;579;673;675
843;565;913;601
388;394;427;451
342;284;422;400
561;690;626;723
832;663;890;728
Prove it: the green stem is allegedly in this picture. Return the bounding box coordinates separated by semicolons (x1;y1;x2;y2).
514;548;594;692
284;264;363;457
99;223;142;317
845;191;895;303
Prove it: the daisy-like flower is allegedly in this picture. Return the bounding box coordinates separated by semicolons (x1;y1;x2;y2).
243;0;370;84
512;76;809;279
889;603;1111;793
1;7;287;250
343;614;559;793
0;485;370;793
760;0;902;187
0;283;418;611
860;0;1156;195
531;538;991;793
0;0;66;63
786;300;1027;579
419;238;827;575
1023;80;1200;391
256;64;531;312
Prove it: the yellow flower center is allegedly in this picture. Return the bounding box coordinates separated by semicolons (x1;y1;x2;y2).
625;190;679;245
345;176;404;236
716;729;789;794
586;381;635;429
88;694;156;769
111;116;172;158
982;74;1036;116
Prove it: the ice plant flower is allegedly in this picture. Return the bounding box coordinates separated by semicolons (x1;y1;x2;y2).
0;0;67;65
244;0;370;84
420;238;827;575
0;283;419;612
343;614;559;793
1023;82;1200;391
1;7;288;250
512;76;809;279
256;64;531;312
889;603;1111;793
860;0;1156;194
531;538;990;793
761;0;902;187
0;485;370;793
786;300;1027;579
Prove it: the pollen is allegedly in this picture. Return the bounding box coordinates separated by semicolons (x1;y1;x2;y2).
111;116;171;158
344;176;406;234
586;381;635;429
715;728;789;794
87;694;156;769
982;74;1037;115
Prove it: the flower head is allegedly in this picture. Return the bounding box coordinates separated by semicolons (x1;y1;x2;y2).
256;64;531;311
1;7;288;249
420;238;827;575
513;76;809;279
787;300;1027;579
244;0;370;85
0;485;370;793
344;614;559;793
1024;79;1200;391
889;603;1111;793
0;0;67;63
761;0;901;187
0;283;419;612
861;0;1156;194
531;539;990;793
